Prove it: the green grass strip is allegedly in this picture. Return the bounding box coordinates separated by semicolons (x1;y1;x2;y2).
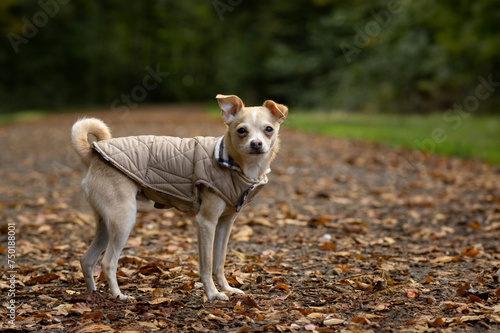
0;110;48;126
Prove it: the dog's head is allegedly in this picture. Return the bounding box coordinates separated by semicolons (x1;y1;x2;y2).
216;94;288;156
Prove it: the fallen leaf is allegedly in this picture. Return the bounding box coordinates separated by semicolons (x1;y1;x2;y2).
272;283;290;291
232;249;258;262
70;303;92;315
324;318;345;325
71;323;115;333
430;318;445;327
246;217;275;228
304;323;316;331
82;312;103;321
320;241;336;251
263;267;287;275
461;246;480;257
25;273;59;285
242;296;261;310
374;303;389;311
227;275;243;288
136;262;167;275
469;295;483;303
173;281;195;292
55;303;73;316
351;316;369;324
148;297;172;305
306;312;323;319
232;225;254;242
137;321;160;331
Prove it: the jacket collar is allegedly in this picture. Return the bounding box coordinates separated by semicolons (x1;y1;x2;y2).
215;136;242;173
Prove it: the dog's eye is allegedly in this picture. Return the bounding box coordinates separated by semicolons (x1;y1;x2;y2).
265;126;274;133
237;128;247;134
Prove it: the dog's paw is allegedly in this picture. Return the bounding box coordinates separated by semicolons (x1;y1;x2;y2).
116;294;135;301
208;292;230;301
224;287;244;295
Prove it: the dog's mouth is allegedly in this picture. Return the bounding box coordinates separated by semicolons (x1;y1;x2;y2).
249;149;266;155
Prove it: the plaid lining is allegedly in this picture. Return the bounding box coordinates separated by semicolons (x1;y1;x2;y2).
215;136;242;172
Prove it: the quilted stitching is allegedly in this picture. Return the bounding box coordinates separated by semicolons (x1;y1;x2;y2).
93;135;266;213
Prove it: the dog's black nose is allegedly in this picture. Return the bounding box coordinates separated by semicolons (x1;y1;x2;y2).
251;140;263;150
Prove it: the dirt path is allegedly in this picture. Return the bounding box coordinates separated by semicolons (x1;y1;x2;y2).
1;105;500;332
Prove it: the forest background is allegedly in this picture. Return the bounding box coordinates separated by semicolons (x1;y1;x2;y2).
1;0;499;114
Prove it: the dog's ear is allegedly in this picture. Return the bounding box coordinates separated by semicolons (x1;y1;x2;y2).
216;94;244;124
263;100;288;124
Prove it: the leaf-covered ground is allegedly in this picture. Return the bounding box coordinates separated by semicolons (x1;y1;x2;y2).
1;106;500;332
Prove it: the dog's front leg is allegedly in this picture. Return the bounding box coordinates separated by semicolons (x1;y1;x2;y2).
196;188;228;301
213;213;244;295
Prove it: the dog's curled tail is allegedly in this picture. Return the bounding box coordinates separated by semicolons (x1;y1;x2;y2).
71;117;111;166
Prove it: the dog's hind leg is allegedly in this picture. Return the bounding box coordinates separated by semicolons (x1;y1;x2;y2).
80;212;109;292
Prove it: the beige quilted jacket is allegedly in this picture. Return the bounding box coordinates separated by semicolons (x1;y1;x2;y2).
92;136;268;214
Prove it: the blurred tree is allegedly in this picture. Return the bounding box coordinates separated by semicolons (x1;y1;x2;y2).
0;0;498;113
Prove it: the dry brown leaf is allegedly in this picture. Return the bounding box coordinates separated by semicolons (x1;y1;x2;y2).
173;281;195;292
226;275;243;288
320;241;336;251
38;294;58;304
232;249;258;262
304;323;316;331
204;313;227;323
137;321;160;331
469;294;483;303
25;273;59;285
71;323;115;333
151;288;164;297
430;318;445;327
246;217;275;228
263;267;287;275
148;297;172;305
351;316;369;324
271;283;290;291
70;303;92;315
324;318;345;325
55;303;73;316
232;225;254;242
306;312;324;319
469;221;481;229
136;262;167;275
82;312;103;321
242;296;261;310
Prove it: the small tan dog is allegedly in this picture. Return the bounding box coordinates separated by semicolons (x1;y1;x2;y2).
71;94;288;301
